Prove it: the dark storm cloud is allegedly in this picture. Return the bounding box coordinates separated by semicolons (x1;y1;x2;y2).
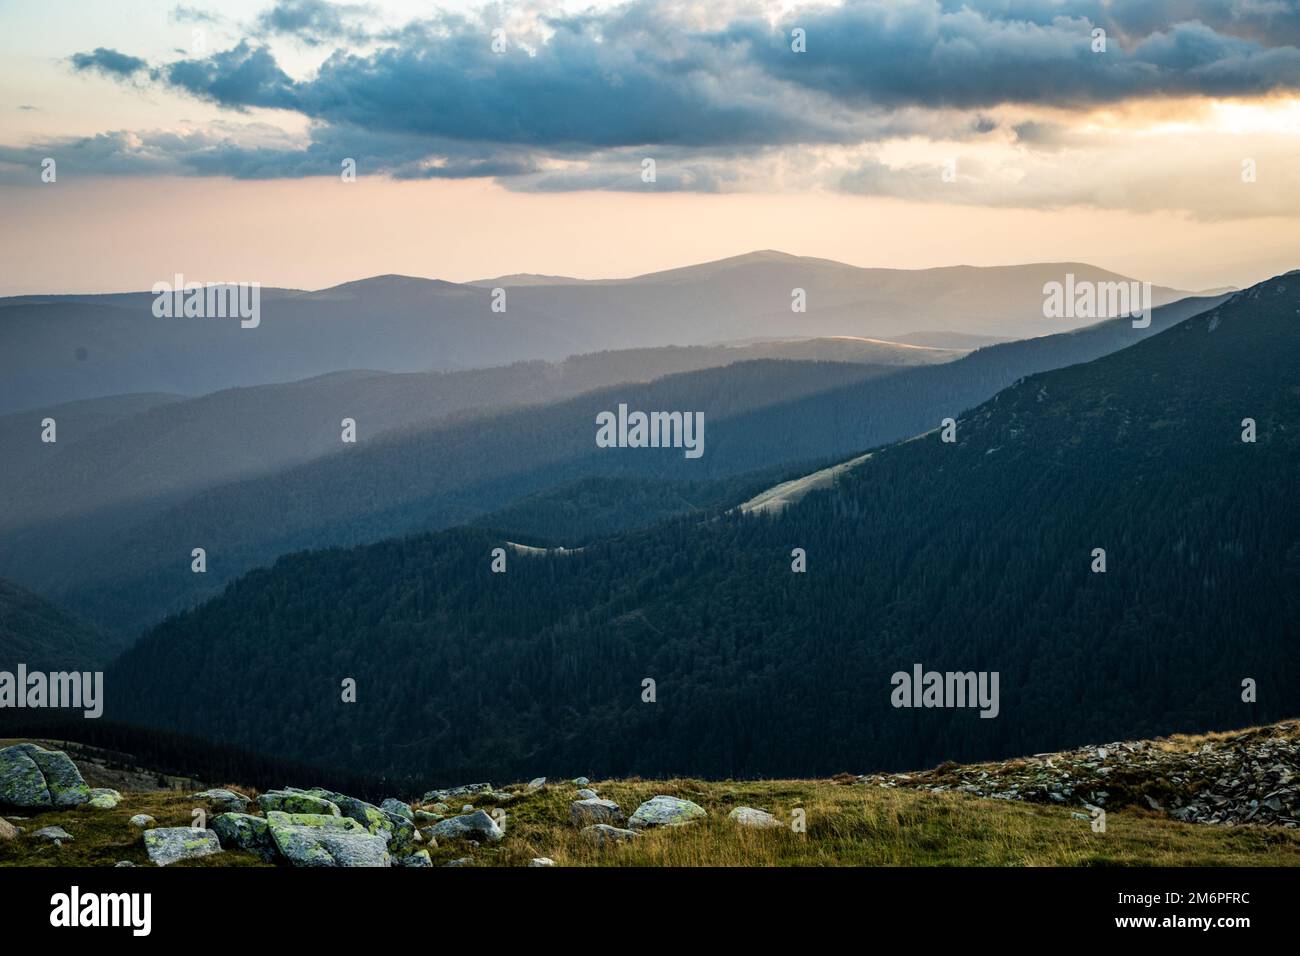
43;0;1300;191
69;47;150;80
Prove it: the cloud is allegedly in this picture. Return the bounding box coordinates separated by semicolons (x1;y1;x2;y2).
256;0;376;46
69;47;150;80
18;0;1300;218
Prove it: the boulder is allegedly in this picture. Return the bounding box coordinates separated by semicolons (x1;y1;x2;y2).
529;857;556;866
143;827;222;866
581;824;638;848
301;788;393;838
192;789;251;813
570;797;624;826
427;809;503;844
32;825;73;842
527;777;547;791
422;782;492;804
381;798;413;821
576;788;598;799
212;812;279;862
396;850;432;867
264;811;390;867
382;808;420;853
728;807;782;829
129;814;156;829
257;789;340;817
572;777;590;786
88;788;121;810
628;795;708;830
413;809;443;823
114;861;135;867
0;817;17;842
0;744;91;808
444;856;473;867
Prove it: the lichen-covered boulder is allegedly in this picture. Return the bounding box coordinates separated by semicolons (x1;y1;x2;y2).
570;798;623;826
302;788;393;839
212;812;278;862
265;810;390;867
728;807;782;829
129;814;156;829
381;798;413;821
427;809;503;844
88;788;121;810
257;789;340;816
396;849;432;867
0;744;91;808
581;824;638;847
143;827;222;866
192;788;251;813
628;795;708;830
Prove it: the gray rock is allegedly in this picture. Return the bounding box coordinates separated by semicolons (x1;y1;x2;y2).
576;788;598;800
444;856;474;867
628;795;708;830
396;849;432;867
570;797;624;826
128;814;156;829
88;788;121;810
413;809;443;823
0;817;17;841
461;804;474;813
301;788;394;837
427;809;503;844
257;789;340;817
143;827;222;866
728;807;782;829
0;744;91;808
529;857;556;866
581;824;638;847
264;811;390;867
212;812;278;862
527;777;547;791
422;782;492;804
192;788;251;813
572;777;590;786
114;861;136;867
32;825;73;842
381;798;413;821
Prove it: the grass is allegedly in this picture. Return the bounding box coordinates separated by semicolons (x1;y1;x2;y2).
7;775;1297;867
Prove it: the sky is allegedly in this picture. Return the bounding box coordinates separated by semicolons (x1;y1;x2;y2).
2;0;1300;294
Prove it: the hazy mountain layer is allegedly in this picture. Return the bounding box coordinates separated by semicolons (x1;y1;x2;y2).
0;252;1192;411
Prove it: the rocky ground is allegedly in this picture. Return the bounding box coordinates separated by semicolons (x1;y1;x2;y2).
3;721;1299;867
859;721;1300;828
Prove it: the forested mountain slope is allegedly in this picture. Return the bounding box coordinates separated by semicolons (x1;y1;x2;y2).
0;294;1225;640
102;276;1298;784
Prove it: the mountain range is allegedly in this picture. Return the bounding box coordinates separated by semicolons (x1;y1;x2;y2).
96;272;1299;783
0;252;1198;412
